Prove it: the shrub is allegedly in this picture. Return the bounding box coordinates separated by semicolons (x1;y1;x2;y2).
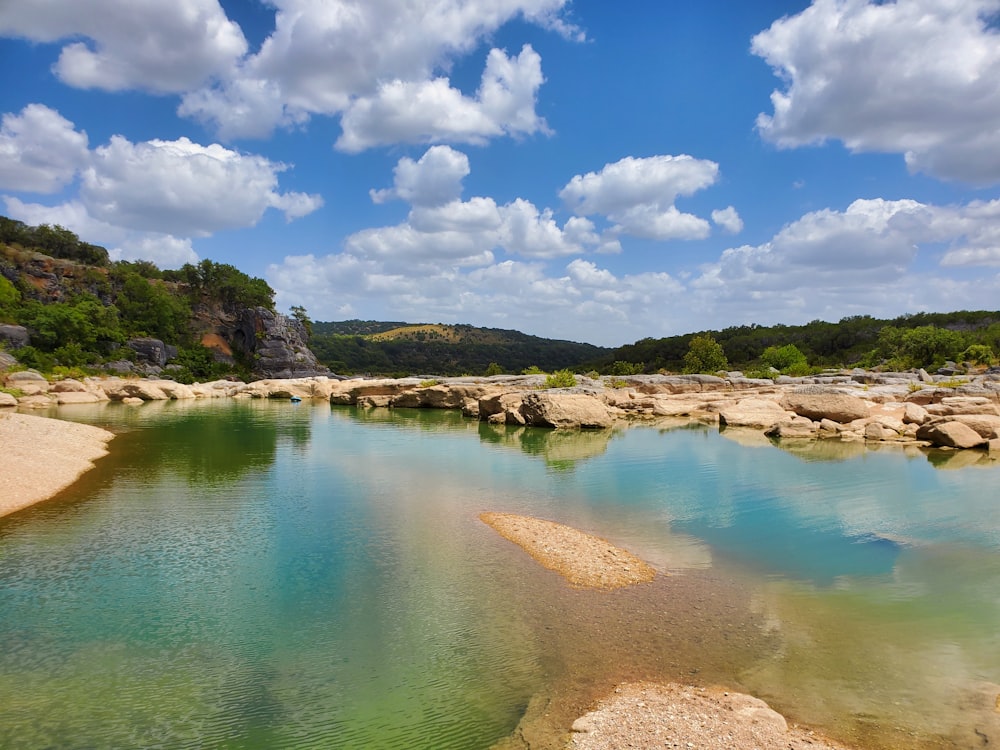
760;344;807;372
609;360;643;375
485;362;504;376
522;365;545;375
961;344;995;365
544;369;577;388
683;335;728;374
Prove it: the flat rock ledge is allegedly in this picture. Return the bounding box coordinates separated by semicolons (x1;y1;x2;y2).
569;682;854;750
480;512;656;590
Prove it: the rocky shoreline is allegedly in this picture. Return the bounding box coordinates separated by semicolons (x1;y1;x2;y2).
4;367;1000;454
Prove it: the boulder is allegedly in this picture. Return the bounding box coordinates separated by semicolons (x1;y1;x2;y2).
0;391;17;407
330;378;422;405
0;324;29;349
519;392;613;429
765;416;818;439
903;402;930;425
930;414;1000;439
55;391;106;405
916;421;986;449
50;378;89;393
718;398;788;429
0;350;17;371
127;337;170;368
781;389;871;423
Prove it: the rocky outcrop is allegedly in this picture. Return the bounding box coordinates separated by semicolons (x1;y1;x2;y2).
126;337;175;368
233;307;329;379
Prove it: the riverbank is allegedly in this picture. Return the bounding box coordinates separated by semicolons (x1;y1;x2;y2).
0;412;114;518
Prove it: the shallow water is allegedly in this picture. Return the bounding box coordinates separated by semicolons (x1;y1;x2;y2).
1;401;998;749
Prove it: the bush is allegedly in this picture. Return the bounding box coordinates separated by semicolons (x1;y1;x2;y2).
485;362;504;376
760;344;807;372
544;369;577;388
609;360;643;375
683;335;728;374
961;344;995;365
522;365;544;375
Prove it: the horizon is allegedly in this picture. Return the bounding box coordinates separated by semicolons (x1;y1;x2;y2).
2;1;999;348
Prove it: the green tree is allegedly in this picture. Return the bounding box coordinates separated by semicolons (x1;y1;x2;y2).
683;334;728;374
0;274;20;321
116;273;191;341
485;362;504;376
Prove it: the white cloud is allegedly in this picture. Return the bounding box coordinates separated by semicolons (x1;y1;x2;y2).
336;45;549;152
370;145;471;207
80;135;322;235
753;0;1000;184
711;206;743;234
180;0;576;142
0;0;247;93
559;155;720;241
0;104;89;193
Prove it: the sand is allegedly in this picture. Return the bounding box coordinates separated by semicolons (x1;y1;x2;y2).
0;411;115;518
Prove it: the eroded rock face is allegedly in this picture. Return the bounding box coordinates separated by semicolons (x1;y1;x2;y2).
234;307;329;379
0;324;29;349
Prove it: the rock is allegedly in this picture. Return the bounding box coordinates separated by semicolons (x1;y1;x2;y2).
122;396;144;405
781;388;871;423
916;421;986;449
0;350;17;371
765;416;818;439
926;397;999;417
55;391;106;404
718;398;788;429
989;438;1000;454
519;392;613;429
865;422;897;441
932;414;1000;439
234;307;329;379
98;378;193;401
0;324;29;348
50;378;89;393
5;369;46;384
127;337;170;367
903;402;930;425
0;392;17;407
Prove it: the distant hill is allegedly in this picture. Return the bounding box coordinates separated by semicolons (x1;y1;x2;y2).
308;320;611;376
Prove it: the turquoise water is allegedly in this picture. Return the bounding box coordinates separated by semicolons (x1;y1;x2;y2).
1;401;999;749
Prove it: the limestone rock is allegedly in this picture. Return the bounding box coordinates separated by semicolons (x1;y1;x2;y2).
718;397;788;428
765;416;818;439
519;392;613;429
54;391;106;404
926;397;1000;417
127;337;171;368
234;307;329;379
0;391;17;407
50;378;89;393
781;389;871;423
916;421;986;449
903;402;930;425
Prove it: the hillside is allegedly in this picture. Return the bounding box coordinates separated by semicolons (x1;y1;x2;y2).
308;321;610;376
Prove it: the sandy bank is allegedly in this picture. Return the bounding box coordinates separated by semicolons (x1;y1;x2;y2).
0;412;115;518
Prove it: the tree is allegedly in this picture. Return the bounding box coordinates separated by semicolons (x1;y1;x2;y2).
683;334;728;374
117;273;191;341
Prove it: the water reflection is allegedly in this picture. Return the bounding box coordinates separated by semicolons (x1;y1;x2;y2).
477;422;615;469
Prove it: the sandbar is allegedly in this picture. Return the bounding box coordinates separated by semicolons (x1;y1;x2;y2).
0;412;115;518
480;511;656;590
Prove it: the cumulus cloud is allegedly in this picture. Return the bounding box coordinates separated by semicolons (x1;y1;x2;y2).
78;135;321;235
560;155;720;240
336;45;550;152
711;206;743;234
752;0;1000;184
0;104;89;193
0;105;320;265
179;0;576;142
0;0;246;93
370;145;470;207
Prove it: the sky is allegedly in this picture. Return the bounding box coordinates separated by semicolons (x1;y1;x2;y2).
1;0;999;347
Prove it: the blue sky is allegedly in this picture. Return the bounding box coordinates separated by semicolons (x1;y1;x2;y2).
1;0;999;347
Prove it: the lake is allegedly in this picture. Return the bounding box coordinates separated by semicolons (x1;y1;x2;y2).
1;400;998;749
